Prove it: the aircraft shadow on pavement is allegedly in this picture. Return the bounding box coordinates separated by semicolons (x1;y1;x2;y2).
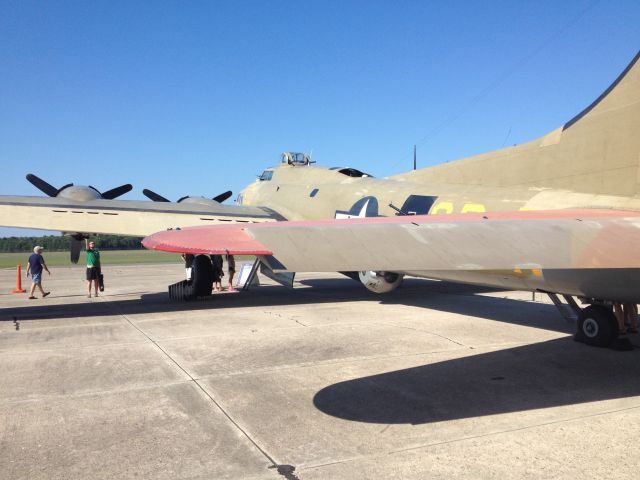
313;337;640;425
2;277;567;334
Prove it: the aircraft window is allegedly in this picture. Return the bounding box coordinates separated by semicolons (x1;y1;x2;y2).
259;170;273;181
330;167;373;178
400;195;438;215
310;188;319;197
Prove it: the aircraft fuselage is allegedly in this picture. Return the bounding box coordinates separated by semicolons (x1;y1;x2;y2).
237;162;640;221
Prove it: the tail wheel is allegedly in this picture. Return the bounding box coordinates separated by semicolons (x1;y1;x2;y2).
576;305;618;347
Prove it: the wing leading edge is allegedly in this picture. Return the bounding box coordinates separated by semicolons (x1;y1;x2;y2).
0;195;281;237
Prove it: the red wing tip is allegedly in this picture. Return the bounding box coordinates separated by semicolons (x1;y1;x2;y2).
142;230;272;256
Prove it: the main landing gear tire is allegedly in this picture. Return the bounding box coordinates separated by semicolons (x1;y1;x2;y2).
576;305;618;347
192;254;214;297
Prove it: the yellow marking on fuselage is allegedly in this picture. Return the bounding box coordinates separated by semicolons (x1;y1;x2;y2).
430;201;454;214
430;202;488;214
461;203;486;213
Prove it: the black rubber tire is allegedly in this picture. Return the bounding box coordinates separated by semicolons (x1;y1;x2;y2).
192;255;214;297
577;305;618;347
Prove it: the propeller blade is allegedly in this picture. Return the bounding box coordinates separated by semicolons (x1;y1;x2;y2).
26;174;60;197
70;237;83;264
101;184;133;200
212;191;232;203
56;183;74;195
143;189;171;202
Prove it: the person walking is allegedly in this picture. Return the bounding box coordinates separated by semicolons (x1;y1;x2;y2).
26;246;51;299
226;254;237;292
85;239;101;298
210;254;223;292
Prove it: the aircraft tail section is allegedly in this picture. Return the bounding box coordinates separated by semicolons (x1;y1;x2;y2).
398;51;640;197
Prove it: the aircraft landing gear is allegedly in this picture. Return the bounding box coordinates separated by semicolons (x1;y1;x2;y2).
168;254;214;301
547;294;626;348
575;305;618;347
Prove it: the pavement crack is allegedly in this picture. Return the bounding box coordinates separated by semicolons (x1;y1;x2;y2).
301;404;640;473
4;379;193;405
112;307;281;470
391;404;640;454
375;322;468;347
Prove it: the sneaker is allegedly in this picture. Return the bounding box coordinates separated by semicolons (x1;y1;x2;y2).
28;296;36;300
42;292;50;298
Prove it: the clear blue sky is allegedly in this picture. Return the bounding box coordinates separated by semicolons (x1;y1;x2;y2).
1;0;639;236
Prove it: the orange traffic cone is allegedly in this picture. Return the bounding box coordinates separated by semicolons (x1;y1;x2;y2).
12;264;26;294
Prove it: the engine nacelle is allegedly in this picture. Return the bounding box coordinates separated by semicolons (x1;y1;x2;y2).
178;196;221;207
358;271;403;293
57;185;102;201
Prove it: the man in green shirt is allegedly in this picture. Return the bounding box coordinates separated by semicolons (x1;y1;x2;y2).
85;239;101;298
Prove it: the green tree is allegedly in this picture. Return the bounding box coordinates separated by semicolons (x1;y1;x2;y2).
0;235;144;252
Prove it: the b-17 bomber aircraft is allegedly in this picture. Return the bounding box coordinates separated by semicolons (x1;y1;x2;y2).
3;50;640;349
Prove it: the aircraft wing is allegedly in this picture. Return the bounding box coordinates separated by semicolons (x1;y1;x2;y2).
142;208;640;271
0;195;281;236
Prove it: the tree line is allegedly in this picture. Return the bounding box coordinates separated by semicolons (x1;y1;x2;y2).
0;235;144;252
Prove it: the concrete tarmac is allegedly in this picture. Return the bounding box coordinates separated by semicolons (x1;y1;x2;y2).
1;263;640;479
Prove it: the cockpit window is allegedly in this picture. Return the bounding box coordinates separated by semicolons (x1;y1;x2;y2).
329;167;373;178
259;170;273;181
